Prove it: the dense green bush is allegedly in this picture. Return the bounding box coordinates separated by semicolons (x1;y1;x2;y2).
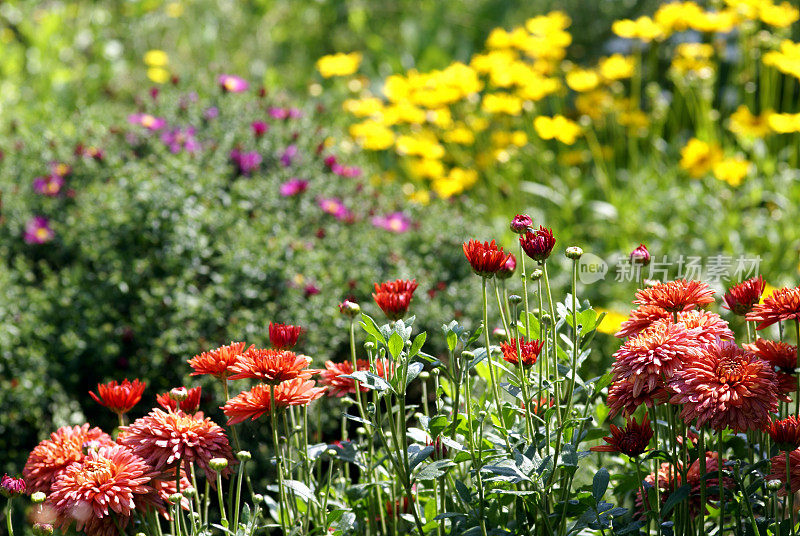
0;81;488;474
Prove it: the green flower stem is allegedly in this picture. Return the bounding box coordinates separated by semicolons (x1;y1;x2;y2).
648;406;662;534
270;385;288;534
697;429;707;536
718;434;725;536
795;320;800;417
563;256;580;427
464;357;489;536
634;458;652;535
788;450;795;536
5;499;13;536
731;462;760;536
482;277;511;449
513;308;534;442
519;243;532;338
216;470;229;528
493;280;511;341
233;456;246;530
175;457;184;536
540;262;561;426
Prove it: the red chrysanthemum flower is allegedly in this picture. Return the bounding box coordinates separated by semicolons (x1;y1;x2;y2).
222;379;326;425
677;309;734;345
612;320;700;397
496;254;516;280
510;214;533;234
228;347;317;384
372;279;418;321
188;342;247;380
723;276;765;316
633;279;715;313
615;305;672;338
590;414;653;457
668;340;779;432
318;359;392;397
141;466;192;518
463;240;512;278
767;416;800;451
89;379;145;416
50;444;157;532
1;474;25;497
268;322;303;350
629;244;650;266
500;338;543;367
767;449;800;496
156;386;202;413
24;424;115;494
606;380;669;418
747;286;800;330
118;408;234;482
519;226;556;263
744;338;797;396
385;496;415;519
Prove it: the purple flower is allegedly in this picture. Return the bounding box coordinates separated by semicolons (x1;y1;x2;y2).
203;107;219;120
318;197;352;221
371;212;411;233
304;284;320;297
230;149;262;175
323;155;337;168
33;175;65;196
49;162;71;177
269;107;302;120
24;216;54;244
280;178;308;197
280;145;299;167
161;127;200;154
332;164;362;178
251;121;268;137
218;74;249;93
127;113;166;131
1;474;25;498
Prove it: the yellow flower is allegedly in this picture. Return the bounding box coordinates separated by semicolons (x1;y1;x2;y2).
534;115;582;145
444;126;475;145
407;188;431;205
408;158;446;179
713;157;750;186
144;49;168;67
382;102;427;125
481;93;523;115
655;2;703;33
679;138;723;177
599;54;635;80
761;283;778;303
147;67;170;84
343;97;383;117
689;9;739;33
763;40;800;79
594;309;629;336
575;90;613;120
165;2;184;17
767;112;800;133
317;52;362;78
510;130;528;147
432;168;478;198
759;2;799;27
671;43;716;77
396;135;445;159
516;76;561;101
349;120;395;150
612;16;664;42
427;108;453;129
619;109;650;134
566;69;601;92
728;105;772;138
559;150;591;166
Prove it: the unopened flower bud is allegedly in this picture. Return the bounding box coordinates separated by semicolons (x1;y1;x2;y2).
356;427;366;436
182;487;196;498
33;524;54;536
630;244;650;266
170;387;188;402
510;214;533;234
326;449;338;457
168;492;183;504
366;402;376;414
293;425;303;433
509;294;523;306
493;327;507;340
364;342;375;351
253;494;264;503
565;246;583;260
419;371;430;380
209;458;229;471
31;491;47;504
339;300;361;318
462;351;475;360
530;269;542;281
541;313;552;326
236;451;252;462
766;479;782;491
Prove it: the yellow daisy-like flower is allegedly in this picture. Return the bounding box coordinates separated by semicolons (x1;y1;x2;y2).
767;112;800;133
566;69;601;92
671;43;715;77
408;158;445;180
689;9;739;33
713;157;750;187
349;120;395;150
534;115;582;145
655;2;703;33
595;309;629;336
144;49;168;67
147;67;170;84
612;16;664;42
444;126;475;145
481;93;523;115
599;54;635;80
760;2;799;28
316;52;362;78
679;138;723;178
728;105;772;138
343;97;383;118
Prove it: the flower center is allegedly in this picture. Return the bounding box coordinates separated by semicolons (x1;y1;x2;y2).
716;357;744;383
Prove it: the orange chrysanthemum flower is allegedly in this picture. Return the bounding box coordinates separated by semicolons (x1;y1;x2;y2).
268;322;303;350
677;309;734;345
767;416;800;451
633;279;715;313
156;386;202;413
188;342;247;380
590;414;652;457
372;279;418;321
500;338;543;366
723;276;765;316
744;338;797;396
463;239;512;278
222;379;326;425
23;424;115;494
50;444;157;532
767;449;800;496
746;286;800;330
612;320;700;397
118;408;234;482
606;380;669;418
318;359;392;397
615;305;672;338
89;379;145;416
228;347;317;384
668;340;778;432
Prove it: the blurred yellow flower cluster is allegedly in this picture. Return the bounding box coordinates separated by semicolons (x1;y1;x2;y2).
316;52;362;78
144;49;170;84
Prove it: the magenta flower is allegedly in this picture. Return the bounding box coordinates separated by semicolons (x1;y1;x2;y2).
319;197;352;221
269;107;302;120
24;216;54;244
49;162;71;177
280;178;308;197
323;155;337;168
280;145;299;167
304;284;321;297
371;212;411;233
127;113;166;131
251;121;268;137
230;149;262;175
161;127;200;154
33;175;65;196
218;74;249;93
332;163;362;178
203;107;219;120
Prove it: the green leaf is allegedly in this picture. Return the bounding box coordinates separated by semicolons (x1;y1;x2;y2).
446;330;458;352
592;468;609;502
406;361;424;387
282;479;319;506
662;483;691;516
415;459;456;480
410;332;427;357
360;313;386;345
454;479;472;505
427;414;449;438
408;444;435;472
345;371;393;393
388;332;404;359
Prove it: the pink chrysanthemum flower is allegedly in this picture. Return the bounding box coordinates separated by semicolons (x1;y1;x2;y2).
222;379;326;424
746;286;800;330
723;276;765;316
24;216;55;244
612;320;699;397
744;338;797;396
615;305;673;338
228;347;317;384
606;380;669;418
371;212;411;233
118;409;234;482
677;309;735;345
127;113;166;131
633;279;715;313
268;322;304;350
218;74;249;93
668;339;778;432
767;449;800;496
24;425;115;494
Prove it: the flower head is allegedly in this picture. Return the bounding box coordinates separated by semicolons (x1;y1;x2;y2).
24;216;55;244
230;149;262;175
746;286;800;330
118;408;234;481
496;254;517;280
767;449;800;496
677;309;734;345
188;342;247;380
615;305;672;338
156;386;202;413
633;279;715;313
127;113;166;131
24;425;115;494
500;338;543;367
463;239;512;278
767;416;800;451
371;212;411;233
218;74;249;93
372;279;418;321
630;244;650;265
280;144;299;167
590;414;653;457
222;379;326;424
316;52;362;78
229;347;316;384
519;226;556;263
279;178;308;197
607;380;669;417
723;276;765;316
1;474;26;498
318;197;352;221
33;175;65;197
510;214;533;234
668;339;778;432
744;338;797;396
161;127;200;154
89;379;146;416
268;322;304;350
251;121;268;137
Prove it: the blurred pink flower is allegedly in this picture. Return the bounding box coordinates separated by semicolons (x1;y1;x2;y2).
33;175;65;196
127;113;166;131
371;212;410;233
24;216;54;244
230;149;262;175
218;74;249;93
280;145;299;167
251;121;268;137
280;178;308;197
318;197;352;221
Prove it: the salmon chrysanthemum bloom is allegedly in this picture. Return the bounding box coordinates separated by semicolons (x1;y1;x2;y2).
744;338;797;396
372;279;418;321
268;322;303;350
723;276;765;316
590;414;653;457
222;379;326;425
633;279;715;313
23;424;115;494
463;240;512;278
500;338;543;367
318;359;392;397
228;347;317;384
612;320;699;397
767;416;800;451
668;339;778;432
89;379;146;416
746;286;800;330
156;386;202;413
767;449;800;496
188;342;247;380
615;305;673;338
50;444;157;532
118;409;234;482
677;309;734;345
606;380;669;417
639;453;729;518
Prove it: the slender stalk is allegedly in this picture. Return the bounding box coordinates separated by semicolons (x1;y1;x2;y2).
233;456;245;529
482;277;510;447
795;320;800;417
270;385;288;533
494;280;511;340
718;434;725;536
698;429;707;536
216;471;228;528
5;500;13;536
465;357;489;536
563;256;580;423
634;459;652;535
789;450;795;535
